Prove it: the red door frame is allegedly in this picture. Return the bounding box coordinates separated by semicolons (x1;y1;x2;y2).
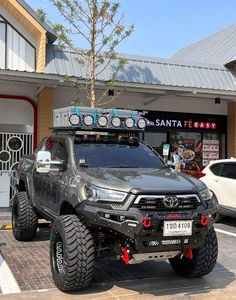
0;94;37;149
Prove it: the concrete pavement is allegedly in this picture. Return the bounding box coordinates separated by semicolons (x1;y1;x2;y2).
1;276;236;299
0;213;236;299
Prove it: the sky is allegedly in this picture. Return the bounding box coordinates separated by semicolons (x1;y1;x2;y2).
26;0;236;59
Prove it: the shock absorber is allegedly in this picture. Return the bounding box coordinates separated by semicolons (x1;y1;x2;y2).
121;247;130;265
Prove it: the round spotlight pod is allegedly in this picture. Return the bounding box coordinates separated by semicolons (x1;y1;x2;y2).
98;115;108;127
83;115;94;127
69;114;80;126
111;117;121;128
137;118;146;129
125;117;135;128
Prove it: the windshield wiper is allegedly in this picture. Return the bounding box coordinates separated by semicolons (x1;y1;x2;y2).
104;165;137;168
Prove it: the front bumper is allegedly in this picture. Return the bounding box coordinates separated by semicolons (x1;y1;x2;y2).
76;198;218;253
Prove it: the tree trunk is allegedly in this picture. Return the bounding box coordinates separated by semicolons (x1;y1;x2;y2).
90;1;96;108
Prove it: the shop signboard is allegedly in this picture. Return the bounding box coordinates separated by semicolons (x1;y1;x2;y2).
145;111;227;133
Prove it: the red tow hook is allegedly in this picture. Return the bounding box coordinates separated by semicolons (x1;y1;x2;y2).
185;248;193;260
142;216;152;228
121;247;129;265
200;215;209;227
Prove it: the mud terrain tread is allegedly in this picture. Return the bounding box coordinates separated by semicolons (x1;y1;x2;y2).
169;227;218;277
12;192;38;241
50;215;95;291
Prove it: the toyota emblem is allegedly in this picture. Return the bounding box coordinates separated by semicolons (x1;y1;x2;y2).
163;196;179;208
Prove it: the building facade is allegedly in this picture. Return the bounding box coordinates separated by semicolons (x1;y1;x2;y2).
0;0;236;208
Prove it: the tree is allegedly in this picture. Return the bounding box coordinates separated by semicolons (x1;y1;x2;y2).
47;0;134;107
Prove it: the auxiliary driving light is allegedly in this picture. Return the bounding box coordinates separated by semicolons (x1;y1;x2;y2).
111;117;121;128
137;118;146;129
125;117;135;128
69;114;80;126
97;116;108;127
83;115;94;126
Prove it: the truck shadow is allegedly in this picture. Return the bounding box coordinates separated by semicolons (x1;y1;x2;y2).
74;260;235;298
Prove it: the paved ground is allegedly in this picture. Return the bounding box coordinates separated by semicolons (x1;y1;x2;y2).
0;215;236;299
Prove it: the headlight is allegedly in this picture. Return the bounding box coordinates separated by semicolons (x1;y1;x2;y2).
200;187;212;201
85;185;127;203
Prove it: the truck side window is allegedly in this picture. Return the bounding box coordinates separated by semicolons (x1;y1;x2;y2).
45;140;57;155
54;143;68;163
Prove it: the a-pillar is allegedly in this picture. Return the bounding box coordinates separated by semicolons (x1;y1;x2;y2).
227;102;236;158
37;87;53;144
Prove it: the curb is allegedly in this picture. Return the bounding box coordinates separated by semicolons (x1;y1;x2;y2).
0;225;12;230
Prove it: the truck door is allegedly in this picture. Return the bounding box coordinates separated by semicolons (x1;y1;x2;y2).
43;141;68;215
33;139;57;210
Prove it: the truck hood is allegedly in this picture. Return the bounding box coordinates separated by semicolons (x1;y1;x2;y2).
79;167;204;193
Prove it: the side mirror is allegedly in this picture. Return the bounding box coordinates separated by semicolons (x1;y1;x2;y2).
36;151;51;173
36;151;64;173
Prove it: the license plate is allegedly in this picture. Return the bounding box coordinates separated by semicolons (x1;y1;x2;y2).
163;220;193;237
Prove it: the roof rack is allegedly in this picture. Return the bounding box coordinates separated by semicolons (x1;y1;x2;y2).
51;126;144;136
52;106;147;133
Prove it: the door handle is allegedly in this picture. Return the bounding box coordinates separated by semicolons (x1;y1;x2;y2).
214;178;219;182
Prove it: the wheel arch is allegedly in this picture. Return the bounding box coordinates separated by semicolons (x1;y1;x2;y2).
18;179;27;192
60;201;77;215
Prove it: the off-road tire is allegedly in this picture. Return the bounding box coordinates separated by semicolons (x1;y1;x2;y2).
50;215;95;292
12;192;38;241
169;227;218;277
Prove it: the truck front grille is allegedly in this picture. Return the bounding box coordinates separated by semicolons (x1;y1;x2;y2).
132;194;201;211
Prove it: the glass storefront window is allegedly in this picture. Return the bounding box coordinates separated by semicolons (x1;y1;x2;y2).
169;131;225;168
144;132;167;154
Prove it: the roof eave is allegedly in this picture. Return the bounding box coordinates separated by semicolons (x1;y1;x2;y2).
0;69;236;98
17;0;57;43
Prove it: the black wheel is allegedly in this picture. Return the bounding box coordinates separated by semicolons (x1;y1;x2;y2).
169;227;218;277
12;192;38;241
50;215;95;291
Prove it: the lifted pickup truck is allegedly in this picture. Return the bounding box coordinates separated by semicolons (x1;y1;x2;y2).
12;107;219;292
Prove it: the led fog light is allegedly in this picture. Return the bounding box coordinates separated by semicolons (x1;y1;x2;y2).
125;117;135;128
137;118;146;129
69;114;80;126
83;115;94;126
111;117;121;128
98;116;108;127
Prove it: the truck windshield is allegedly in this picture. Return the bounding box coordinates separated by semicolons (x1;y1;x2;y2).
74;141;164;168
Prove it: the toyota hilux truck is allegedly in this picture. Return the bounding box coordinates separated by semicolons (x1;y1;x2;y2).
12;107;219;292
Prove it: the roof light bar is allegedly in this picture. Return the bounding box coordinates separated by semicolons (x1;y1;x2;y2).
53;106;148;131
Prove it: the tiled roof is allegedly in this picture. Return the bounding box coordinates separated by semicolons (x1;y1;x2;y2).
46;45;236;91
172;24;236;66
